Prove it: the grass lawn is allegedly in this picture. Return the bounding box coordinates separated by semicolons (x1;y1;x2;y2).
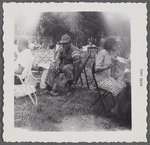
14;52;131;131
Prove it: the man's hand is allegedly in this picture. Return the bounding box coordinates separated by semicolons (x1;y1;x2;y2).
55;67;61;74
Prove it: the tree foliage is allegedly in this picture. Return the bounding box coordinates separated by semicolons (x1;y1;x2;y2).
32;12;130;47
37;12;106;46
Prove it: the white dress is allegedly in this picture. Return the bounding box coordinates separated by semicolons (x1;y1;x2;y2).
14;49;34;80
14;49;36;98
95;49;126;96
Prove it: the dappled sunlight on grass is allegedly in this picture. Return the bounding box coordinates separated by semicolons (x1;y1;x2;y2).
14;56;131;131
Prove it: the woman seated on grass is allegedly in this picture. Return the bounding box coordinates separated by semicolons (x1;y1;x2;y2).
95;37;131;120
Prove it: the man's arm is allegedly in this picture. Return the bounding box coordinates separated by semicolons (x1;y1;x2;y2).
54;49;63;74
95;64;112;72
14;52;18;61
59;57;63;70
73;61;80;82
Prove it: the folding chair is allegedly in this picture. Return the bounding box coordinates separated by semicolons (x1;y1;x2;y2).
65;54;90;89
14;66;38;106
75;54;90;88
91;62;115;112
62;54;90;108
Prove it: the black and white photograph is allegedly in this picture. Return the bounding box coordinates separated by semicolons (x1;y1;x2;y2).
3;3;147;142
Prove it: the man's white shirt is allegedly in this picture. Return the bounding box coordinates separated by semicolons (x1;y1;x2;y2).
14;49;34;79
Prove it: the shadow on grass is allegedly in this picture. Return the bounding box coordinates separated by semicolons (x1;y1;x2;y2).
14;86;131;131
14;56;131;131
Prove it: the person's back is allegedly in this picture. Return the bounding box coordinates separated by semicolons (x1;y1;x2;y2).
14;38;36;98
95;49;111;77
14;38;34;80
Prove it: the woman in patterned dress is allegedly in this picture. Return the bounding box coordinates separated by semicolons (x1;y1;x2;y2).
95;38;131;118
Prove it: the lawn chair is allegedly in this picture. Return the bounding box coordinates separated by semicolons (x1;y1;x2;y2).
91;62;115;112
65;54;90;89
14;66;38;106
31;66;44;83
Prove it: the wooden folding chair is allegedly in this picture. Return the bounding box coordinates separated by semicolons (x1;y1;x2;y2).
75;54;90;88
91;62;115;112
14;66;38;106
64;54;90;89
62;54;90;108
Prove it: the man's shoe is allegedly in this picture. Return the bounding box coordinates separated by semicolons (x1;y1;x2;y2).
49;91;59;96
47;85;52;91
39;88;49;94
65;80;74;88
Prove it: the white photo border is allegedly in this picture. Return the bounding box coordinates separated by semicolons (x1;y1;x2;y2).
3;2;147;142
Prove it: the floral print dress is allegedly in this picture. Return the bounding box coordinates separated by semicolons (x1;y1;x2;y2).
95;49;127;96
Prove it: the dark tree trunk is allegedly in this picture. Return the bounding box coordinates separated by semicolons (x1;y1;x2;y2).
96;32;102;46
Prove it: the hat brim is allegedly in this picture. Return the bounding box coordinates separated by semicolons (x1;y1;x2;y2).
60;40;70;44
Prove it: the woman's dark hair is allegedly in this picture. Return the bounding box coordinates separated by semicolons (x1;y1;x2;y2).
104;38;116;51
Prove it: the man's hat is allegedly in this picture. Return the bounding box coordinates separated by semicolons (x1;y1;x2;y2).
60;34;71;44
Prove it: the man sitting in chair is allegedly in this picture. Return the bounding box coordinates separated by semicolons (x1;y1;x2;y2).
40;34;81;95
14;38;34;85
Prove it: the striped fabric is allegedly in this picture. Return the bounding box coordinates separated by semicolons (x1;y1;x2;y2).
71;45;81;64
71;51;80;58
